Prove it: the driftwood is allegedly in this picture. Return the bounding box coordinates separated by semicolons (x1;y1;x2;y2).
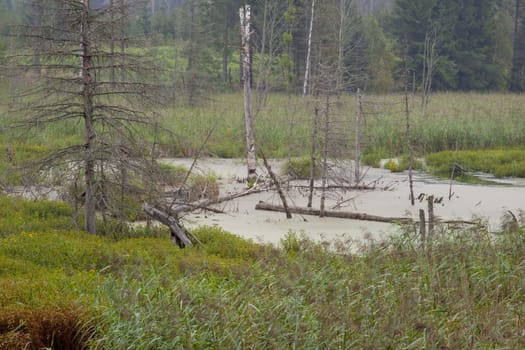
142;203;193;248
255;201;482;227
260;151;291;219
255;201;412;224
292;184;377;191
171;187;262;214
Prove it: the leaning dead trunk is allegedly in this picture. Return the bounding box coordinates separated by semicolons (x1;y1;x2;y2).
240;5;257;182
142;203;193;248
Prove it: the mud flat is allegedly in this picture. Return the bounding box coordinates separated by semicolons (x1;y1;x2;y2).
163;158;524;245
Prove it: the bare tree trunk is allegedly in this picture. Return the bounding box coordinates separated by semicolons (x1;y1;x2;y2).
404;53;415;206
222;5;229;83
32;0;42;76
187;1;196;105
422;30;437;113
320;95;330;217
110;0;115;84
303;0;315;96
354;88;362;184
119;0;126;82
307;99;319;208
511;0;522;91
81;0;97;234
240;5;257;182
419;208;426;249
336;0;346;91
256;0;268;98
427;195;435;236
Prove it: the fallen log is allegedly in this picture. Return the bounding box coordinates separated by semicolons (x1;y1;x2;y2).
142;203;193;248
255;202;482;227
255;201;412;224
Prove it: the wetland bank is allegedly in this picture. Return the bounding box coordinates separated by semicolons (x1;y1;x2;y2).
2;79;525;350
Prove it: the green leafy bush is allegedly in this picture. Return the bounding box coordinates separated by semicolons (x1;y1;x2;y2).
283;157;318;179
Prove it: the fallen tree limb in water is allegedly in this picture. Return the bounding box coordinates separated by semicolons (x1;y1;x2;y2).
171;187;263;214
255;201;412;224
255;201;482;226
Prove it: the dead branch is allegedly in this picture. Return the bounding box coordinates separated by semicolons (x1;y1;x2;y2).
171;186;263;214
260;149;291;219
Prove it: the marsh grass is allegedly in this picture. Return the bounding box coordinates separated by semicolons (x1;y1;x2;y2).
2;92;524;160
2;197;525;348
426;149;525;178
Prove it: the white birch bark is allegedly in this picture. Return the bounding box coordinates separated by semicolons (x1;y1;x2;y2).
240;5;257;182
303;0;315;96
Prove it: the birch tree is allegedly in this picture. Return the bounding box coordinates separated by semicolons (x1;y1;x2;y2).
240;4;257;182
303;0;315;96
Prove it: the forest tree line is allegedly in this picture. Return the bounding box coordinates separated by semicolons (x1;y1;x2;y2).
0;0;525;94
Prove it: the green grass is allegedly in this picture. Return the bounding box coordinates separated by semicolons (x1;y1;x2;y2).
1;196;525;348
2;89;525;161
426;149;525;178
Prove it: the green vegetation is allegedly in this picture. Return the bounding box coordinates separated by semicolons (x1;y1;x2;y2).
4;93;523;162
426;149;525;179
1;197;525;348
283;157;318;179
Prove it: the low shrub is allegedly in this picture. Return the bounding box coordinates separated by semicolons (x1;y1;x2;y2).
187;174;220;201
192;226;263;260
361;152;383;168
283;157;318;179
384;159;402;172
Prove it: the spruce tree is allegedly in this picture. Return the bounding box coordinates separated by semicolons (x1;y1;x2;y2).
511;0;525;91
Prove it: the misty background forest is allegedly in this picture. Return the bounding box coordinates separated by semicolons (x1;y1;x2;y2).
1;0;524;95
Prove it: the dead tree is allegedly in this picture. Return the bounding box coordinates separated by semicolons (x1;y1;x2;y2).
240;4;257;183
5;0;167;234
355;88;363;184
421;28;438;113
404;53;415;206
303;0;315;96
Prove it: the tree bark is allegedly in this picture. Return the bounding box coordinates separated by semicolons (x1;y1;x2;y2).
81;0;97;234
307;99;319;208
404;53;415;206
303;0;315;96
32;0;42;76
319;95;330;217
355;89;362;184
240;5;257;182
